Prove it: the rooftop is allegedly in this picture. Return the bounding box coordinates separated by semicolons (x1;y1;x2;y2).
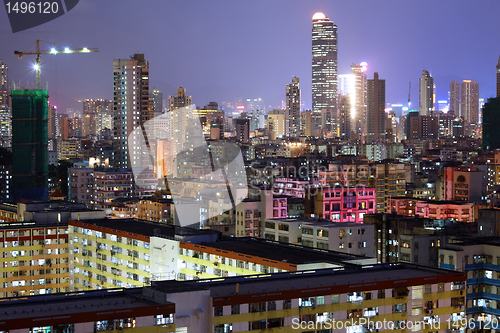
266;217;368;228
73;218;220;240
153;263;464;299
0;288;174;330
202;237;365;266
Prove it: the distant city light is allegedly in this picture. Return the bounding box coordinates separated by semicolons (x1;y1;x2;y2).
360;62;368;72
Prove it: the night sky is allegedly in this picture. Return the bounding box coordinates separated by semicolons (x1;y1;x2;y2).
1;0;499;113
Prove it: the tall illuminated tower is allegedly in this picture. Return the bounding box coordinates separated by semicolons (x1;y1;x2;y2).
312;12;337;134
286;76;300;137
461;80;479;125
419;70;434;116
351;62;368;140
113;54;150;168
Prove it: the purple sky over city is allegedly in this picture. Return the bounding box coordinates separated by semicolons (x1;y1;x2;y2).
1;0;499;113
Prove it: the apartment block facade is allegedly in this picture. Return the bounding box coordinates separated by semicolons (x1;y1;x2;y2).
0;263;466;333
0;223;70;298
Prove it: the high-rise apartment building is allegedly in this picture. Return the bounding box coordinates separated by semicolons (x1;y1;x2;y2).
366;72;385;143
267;109;287;140
312;12;337;134
351;63;368;140
0;60;8;108
68;115;82;138
82;99;113;137
58;113;69;140
408;115;439;140
150;88;163;118
168;87;191;111
460;80;479;125
168;87;194;153
338;94;350;141
47;104;56;140
113;54;150;168
497;56;500;97
285;76;300;136
300;110;312;136
482;97;500;150
0;106;11;148
11;90;49;201
419;70;434;115
0;60;10;148
235;118;249;143
449;80;460;113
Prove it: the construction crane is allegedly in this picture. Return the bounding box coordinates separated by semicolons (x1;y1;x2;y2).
14;39;98;88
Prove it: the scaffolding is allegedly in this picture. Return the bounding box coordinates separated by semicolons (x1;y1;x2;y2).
11;89;49;200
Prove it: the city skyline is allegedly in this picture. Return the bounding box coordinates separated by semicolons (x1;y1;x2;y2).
0;1;499;113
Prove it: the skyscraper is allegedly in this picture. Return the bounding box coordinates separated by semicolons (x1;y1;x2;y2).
0;106;11;148
235;118;249;143
150;88;163;118
338;95;351;141
301;110;312;137
482;97;500;150
496;56;500;97
449;80;460;114
460;80;479;125
351;62;368;140
312;12;337;134
169;87;191;111
0;60;8;108
47;104;57;140
11;90;49;201
419;70;434;116
113;54;150;168
83;99;113;136
0;60;10;148
286;76;301;137
366;72;385;143
169;87;194;153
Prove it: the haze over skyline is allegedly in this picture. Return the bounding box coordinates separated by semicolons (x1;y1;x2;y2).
0;0;499;112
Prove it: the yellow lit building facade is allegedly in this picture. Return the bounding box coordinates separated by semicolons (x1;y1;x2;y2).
0;223;70;298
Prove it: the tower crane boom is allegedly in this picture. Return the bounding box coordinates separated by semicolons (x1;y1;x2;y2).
14;39;98;88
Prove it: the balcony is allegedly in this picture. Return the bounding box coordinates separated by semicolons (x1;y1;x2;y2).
465;263;498;271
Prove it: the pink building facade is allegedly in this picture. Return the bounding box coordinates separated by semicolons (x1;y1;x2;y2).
306;187;376;223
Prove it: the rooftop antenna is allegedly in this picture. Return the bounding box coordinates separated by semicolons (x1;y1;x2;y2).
408;81;411;110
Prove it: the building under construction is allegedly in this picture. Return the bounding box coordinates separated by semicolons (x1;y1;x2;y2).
11;89;48;201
